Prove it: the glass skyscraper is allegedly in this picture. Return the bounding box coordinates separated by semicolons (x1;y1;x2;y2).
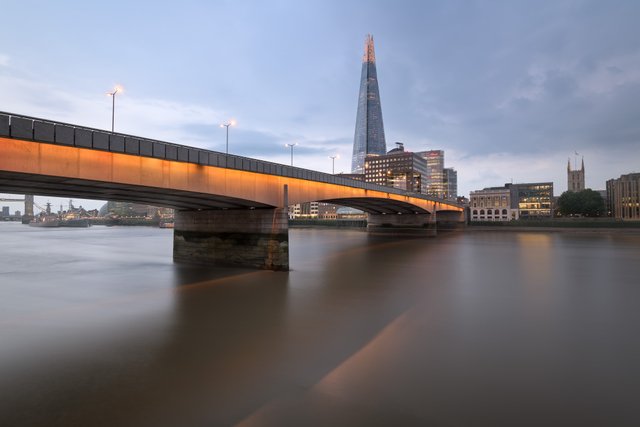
417;150;446;198
444;167;458;200
351;34;387;174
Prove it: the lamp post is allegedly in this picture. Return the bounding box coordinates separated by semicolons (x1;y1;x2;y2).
329;154;339;174
107;87;120;132
285;143;297;166
220;120;235;154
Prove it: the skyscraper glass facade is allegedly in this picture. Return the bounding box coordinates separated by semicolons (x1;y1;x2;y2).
351;35;387;174
510;182;554;218
417;150;446;198
444;167;458;200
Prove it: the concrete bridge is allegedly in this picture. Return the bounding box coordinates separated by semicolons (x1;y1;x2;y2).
0;112;465;270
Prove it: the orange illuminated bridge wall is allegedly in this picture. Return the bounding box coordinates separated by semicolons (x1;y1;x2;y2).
0;112;464;271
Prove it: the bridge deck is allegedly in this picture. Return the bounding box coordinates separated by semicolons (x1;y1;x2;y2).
0;112;463;214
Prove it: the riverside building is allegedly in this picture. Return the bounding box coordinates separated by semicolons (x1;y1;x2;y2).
606;173;640;220
470;187;518;222
470;182;554;221
513;182;554;218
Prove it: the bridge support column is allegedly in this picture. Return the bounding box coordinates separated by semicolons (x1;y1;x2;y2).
436;211;466;231
173;208;289;271
367;213;437;236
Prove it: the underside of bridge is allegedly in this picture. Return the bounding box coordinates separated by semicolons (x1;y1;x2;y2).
319;198;430;214
0;170;444;215
0;170;465;270
0;171;274;210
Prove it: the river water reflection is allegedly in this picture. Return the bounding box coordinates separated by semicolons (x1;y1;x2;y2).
1;223;639;426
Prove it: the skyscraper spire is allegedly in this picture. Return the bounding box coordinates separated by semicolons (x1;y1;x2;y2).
351;34;387;174
363;34;375;63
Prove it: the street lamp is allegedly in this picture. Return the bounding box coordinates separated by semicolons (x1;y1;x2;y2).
220;120;236;154
329;154;339;174
106;86;122;132
285;143;297;166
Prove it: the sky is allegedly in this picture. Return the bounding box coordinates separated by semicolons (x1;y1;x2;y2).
1;0;639;213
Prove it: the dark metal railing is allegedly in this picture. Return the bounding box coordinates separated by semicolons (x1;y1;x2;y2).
0;111;462;207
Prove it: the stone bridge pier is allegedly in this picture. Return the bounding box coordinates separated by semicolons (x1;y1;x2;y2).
436;210;467;231
367;212;437;236
173;208;289;271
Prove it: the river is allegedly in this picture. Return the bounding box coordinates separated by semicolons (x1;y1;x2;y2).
1;222;639;426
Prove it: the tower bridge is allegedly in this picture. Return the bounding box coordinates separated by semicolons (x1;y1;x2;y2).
0;112;464;270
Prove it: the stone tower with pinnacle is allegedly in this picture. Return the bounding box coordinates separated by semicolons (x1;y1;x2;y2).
567;156;585;192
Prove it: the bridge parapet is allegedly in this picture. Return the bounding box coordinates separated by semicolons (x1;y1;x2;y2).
0;111;462;210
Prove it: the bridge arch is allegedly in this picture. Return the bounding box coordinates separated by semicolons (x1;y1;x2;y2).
315;198;431;215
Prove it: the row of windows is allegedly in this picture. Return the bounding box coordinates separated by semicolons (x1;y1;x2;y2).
472;209;508;215
472;216;509;221
472;202;509;208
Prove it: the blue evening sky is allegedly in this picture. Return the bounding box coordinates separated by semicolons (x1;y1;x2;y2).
1;0;639;211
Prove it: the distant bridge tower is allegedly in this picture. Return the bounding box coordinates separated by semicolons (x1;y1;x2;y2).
22;194;34;224
567;156;585;192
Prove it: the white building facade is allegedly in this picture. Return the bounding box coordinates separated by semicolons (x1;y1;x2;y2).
469;187;519;222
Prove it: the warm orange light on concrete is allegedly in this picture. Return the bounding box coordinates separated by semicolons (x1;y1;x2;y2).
0;137;463;213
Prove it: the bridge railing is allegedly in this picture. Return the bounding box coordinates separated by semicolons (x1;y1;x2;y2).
0;111;461;207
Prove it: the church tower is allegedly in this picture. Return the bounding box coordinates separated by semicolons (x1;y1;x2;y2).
351;34;387;174
567;157;585;192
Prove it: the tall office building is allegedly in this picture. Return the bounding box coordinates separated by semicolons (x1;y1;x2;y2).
417;150;446;198
364;143;427;193
606;173;640;220
444;168;458;200
351;34;387;174
567;157;585;192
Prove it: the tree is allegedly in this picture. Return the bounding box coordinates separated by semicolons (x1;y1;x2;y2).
557;189;605;217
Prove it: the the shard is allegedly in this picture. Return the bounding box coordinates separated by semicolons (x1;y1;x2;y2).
351;34;387;174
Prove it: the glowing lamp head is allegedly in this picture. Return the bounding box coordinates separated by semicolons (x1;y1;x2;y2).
107;85;123;96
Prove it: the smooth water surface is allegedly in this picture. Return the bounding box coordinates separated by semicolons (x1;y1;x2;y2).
1;223;639;426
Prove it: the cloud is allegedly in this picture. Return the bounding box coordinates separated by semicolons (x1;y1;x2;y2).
0;72;225;144
1;0;640;201
0;68;355;204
